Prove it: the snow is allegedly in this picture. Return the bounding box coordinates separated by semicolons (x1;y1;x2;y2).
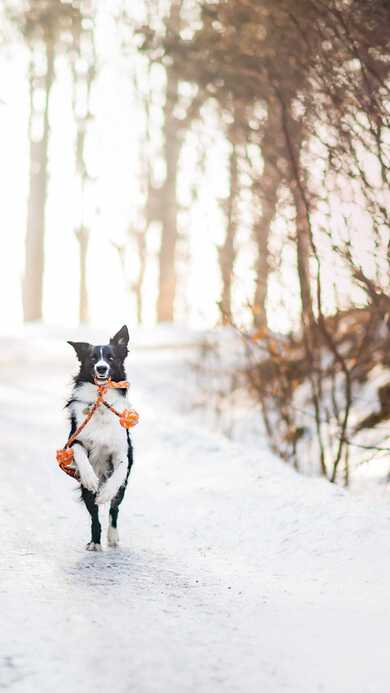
1;326;390;693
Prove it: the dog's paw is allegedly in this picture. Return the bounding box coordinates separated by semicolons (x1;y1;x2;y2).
85;542;102;552
79;467;99;494
107;526;119;547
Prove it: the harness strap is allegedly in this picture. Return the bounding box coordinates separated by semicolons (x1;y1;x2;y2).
65;398;102;450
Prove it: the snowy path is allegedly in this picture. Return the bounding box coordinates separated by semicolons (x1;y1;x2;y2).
1;329;390;693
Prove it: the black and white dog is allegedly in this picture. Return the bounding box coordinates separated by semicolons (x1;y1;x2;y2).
66;325;133;551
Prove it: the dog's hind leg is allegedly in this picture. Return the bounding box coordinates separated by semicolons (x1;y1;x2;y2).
81;487;102;551
107;436;133;547
107;486;125;547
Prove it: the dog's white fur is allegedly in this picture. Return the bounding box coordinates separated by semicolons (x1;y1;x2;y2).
86;542;102;552
73;444;99;493
70;382;130;505
107;524;119;547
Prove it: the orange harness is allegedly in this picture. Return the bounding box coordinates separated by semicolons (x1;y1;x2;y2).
56;379;139;479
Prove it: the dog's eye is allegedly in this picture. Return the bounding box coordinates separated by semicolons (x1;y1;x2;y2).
108;355;114;362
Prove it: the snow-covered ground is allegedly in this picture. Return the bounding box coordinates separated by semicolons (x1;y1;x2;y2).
1;326;390;693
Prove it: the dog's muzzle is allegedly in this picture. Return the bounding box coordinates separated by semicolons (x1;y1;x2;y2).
95;364;110;381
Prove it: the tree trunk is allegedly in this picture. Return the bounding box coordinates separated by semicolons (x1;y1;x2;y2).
134;230;147;324
218;140;239;321
293;185;314;327
23;39;54;322
77;225;89;323
252;156;279;328
156;65;180;322
72;13;95;324
277;93;314;328
248;99;282;328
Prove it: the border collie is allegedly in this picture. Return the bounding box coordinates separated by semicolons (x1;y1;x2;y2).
66;325;133;551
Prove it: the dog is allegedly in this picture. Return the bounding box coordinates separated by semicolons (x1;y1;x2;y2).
66;325;134;551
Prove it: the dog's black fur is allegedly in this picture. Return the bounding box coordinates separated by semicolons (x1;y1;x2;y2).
66;325;133;550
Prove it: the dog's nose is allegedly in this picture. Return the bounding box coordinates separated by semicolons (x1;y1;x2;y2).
96;365;108;375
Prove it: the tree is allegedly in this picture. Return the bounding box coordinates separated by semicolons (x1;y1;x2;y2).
23;4;55;321
135;0;205;322
218;116;239;321
71;3;96;323
160;0;390;483
9;0;82;322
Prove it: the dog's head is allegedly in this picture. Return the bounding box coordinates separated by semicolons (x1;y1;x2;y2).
68;325;129;385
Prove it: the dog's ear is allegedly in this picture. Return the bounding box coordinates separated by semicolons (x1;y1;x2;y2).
110;325;129;349
67;341;91;362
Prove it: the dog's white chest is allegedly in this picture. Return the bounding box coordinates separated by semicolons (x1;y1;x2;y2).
82;404;121;444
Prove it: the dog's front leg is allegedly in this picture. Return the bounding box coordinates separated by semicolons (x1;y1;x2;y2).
95;461;127;505
95;450;128;506
73;443;99;493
